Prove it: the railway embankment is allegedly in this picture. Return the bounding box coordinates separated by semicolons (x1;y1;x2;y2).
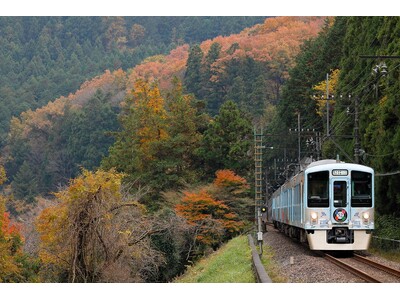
174;235;257;283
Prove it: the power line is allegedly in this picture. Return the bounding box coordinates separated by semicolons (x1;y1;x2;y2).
360;55;400;59
365;149;400;157
375;170;400;177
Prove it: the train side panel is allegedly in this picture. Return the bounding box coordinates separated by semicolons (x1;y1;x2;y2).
271;173;304;228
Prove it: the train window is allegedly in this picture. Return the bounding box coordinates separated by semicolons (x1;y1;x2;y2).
333;181;347;207
307;171;329;207
351;171;372;207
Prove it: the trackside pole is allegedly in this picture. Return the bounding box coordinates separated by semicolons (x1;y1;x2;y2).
254;127;264;255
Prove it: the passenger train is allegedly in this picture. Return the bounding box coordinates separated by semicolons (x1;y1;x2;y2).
267;159;374;250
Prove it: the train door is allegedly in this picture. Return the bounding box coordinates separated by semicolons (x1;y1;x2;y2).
331;179;350;224
288;187;292;224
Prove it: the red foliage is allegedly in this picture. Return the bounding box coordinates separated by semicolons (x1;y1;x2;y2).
214;169;249;189
127;45;189;91
175;189;243;246
1;212;21;237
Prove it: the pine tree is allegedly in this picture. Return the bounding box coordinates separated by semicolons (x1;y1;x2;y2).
161;79;202;187
184;44;204;98
198;100;252;176
226;76;247;110
200;42;222;101
11;161;38;203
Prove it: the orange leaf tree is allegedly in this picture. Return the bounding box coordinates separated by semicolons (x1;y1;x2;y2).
175;169;250;258
214;169;250;190
212;169;253;226
175;190;243;249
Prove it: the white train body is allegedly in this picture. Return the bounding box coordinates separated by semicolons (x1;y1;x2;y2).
270;159;374;250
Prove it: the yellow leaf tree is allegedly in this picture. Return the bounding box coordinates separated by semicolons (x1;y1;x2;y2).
36;169;165;282
104;79;169;176
312;69;340;116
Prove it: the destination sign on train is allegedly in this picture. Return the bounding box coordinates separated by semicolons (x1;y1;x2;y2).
332;169;348;176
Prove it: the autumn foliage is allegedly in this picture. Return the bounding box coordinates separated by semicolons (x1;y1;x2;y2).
129;78;169;153
10;69;127;141
127;17;325;89
312;69;340;116
0;165;27;282
0;208;25;282
175;170;249;250
175;189;243;247
36;169;166;282
214;169;250;189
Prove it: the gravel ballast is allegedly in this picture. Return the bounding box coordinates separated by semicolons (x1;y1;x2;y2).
262;226;400;283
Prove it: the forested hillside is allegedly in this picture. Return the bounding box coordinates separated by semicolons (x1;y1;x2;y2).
4;16;324;202
0;16;265;147
0;16;326;282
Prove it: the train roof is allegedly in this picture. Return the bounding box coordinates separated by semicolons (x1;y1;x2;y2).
305;159;374;174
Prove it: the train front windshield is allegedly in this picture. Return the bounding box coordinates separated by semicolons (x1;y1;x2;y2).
307;171;329;207
351;171;372;207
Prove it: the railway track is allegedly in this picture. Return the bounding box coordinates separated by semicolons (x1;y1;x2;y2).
264;222;400;283
322;252;400;283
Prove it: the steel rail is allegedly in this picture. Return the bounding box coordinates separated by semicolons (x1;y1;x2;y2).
353;253;400;279
323;253;381;283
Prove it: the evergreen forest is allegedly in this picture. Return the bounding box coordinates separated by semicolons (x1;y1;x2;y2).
0;16;399;283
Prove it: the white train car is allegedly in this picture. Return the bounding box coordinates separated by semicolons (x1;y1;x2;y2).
270;159;374;250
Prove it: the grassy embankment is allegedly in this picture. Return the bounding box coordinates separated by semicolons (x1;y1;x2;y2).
174;234;289;283
258;243;287;283
174;235;256;283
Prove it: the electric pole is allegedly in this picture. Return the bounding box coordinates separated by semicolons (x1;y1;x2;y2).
326;73;330;137
297;112;301;164
354;96;360;164
254;128;264;253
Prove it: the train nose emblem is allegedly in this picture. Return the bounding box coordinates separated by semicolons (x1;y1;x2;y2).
333;209;347;222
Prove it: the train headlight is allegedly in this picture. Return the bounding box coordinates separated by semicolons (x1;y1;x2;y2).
311;212;318;224
362;212;370;224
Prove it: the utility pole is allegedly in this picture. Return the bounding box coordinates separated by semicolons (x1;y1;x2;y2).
354;96;360;164
297;112;301;164
254;128;264;253
283;147;287;179
316;131;322;160
326;73;330;137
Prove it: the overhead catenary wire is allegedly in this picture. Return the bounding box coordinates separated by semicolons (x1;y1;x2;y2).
365;149;400;157
375;170;400;177
303;64;395;162
328;60;400;137
282;50;400;166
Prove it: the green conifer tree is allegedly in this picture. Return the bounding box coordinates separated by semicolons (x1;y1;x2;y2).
184;44;204;98
198;100;252;176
